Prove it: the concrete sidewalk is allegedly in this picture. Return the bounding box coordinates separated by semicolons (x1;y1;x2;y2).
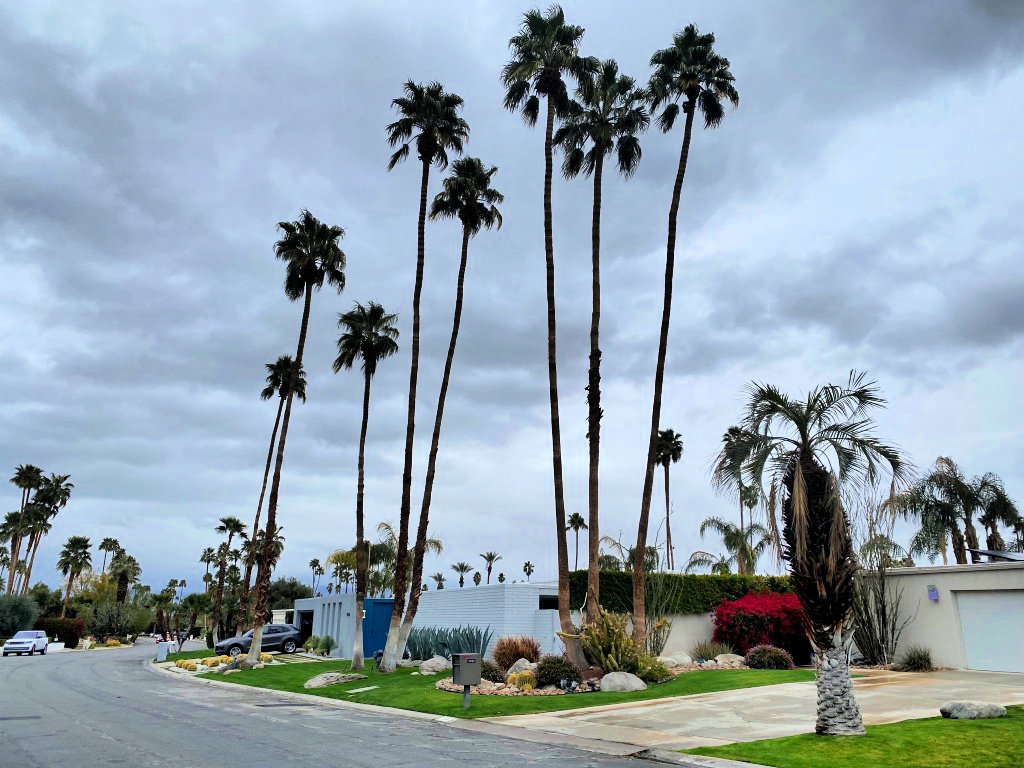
488;669;1024;751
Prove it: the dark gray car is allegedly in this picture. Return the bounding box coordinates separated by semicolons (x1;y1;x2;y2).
215;624;302;657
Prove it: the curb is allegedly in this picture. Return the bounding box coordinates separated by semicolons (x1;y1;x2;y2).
637;750;773;768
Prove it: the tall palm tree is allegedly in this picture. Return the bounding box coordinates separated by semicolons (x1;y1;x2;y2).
212;516;246;642
451;562;472;588
0;544;9;590
695;517;772;576
21;473;73;594
382;80;469;672
714;371;908;736
248;210;346;666
553;58;647;615
566;512;587;571
309;558;321;591
108;551;140;604
502;3;598;671
18;503;51;594
200;547;216;583
633;25;739;643
976;474;1019;554
7;464;43;594
522;561;535;583
712;427;766;546
56;535;92;618
391;157;503;668
654;429;684;570
98;538;121;574
480;551;502;584
238;356;307;636
334;301;400;670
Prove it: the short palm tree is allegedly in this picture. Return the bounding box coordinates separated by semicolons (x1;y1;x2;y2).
383;80;469;673
480;551;502;584
522;561;535;583
501;3;598;670
430;572;445;590
212;516;246;642
633;24;738;644
695;517;772;576
57;535;92;618
684;550;732;575
7;464;43;594
238;355;306;636
976;474;1019;554
248;210;346;666
394;158;503;664
554;58;647;613
451;562;472;588
655;429;684;570
566;512;587;571
714;371;908;736
98;538;121;574
335;301;399;669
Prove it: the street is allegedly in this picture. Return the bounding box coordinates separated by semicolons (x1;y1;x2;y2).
0;643;640;767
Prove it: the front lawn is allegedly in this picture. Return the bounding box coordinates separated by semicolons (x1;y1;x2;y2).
687;706;1024;768
164;648;215;663
198;661;813;719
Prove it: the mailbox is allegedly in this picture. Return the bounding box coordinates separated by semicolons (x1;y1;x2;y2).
452;653;481;686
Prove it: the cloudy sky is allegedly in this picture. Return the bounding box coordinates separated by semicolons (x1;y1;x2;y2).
3;0;1023;594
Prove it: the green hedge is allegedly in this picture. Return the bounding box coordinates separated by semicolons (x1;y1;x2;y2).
568;571;792;616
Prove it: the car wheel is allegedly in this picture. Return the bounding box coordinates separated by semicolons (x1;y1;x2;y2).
28;648;34;656
41;646;47;655
282;640;296;654
228;645;242;658
2;653;7;657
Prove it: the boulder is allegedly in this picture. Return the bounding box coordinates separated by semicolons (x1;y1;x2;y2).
600;671;647;692
671;653;693;666
303;672;368;689
715;653;745;665
940;701;1007;720
419;655;452;675
507;658;538;676
478;679;496;690
657;656;678;668
223;669;240;675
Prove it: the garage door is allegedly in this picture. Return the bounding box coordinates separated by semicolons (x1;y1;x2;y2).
956;590;1024;673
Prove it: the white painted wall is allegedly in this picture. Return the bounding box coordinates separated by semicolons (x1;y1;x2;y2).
293;594;356;658
661;613;716;658
886;562;1024;671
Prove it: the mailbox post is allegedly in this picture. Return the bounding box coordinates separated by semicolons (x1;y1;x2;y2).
452;653;481;709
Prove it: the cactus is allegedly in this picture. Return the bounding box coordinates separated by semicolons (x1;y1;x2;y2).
507;670;536;689
520;683;534;692
580;608;640;674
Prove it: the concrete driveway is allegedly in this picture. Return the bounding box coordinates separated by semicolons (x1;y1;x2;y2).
490;669;1024;750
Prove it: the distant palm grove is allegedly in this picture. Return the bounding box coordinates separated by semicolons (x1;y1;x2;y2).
2;3;1021;742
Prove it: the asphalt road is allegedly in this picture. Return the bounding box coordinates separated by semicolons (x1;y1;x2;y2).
0;643;640;767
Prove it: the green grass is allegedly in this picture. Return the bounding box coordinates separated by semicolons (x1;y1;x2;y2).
687;706;1024;768
198;661;813;719
164;648;216;662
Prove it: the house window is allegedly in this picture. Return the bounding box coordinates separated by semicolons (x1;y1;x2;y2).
539;595;558;610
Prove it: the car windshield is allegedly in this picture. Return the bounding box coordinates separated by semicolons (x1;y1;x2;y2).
243;630;253;638
12;631;36;639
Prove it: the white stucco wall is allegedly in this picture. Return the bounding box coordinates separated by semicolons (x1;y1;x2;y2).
886;562;1024;670
293;594;356;658
661;613;716;658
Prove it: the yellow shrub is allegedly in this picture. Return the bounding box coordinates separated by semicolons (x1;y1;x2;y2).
220;656;232;664
201;658;219;667
520;683;534;692
259;653;273;663
105;638;121;647
184;662;198;672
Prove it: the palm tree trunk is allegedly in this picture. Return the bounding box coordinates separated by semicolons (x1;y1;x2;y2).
21;534;40;596
633;100;696;644
381;157;431;673
951;525;967;565
738;492;745;575
352;372;373;671
61;573;75;619
815;639;865;735
540;96;588;670
584;153;605;623
392;226;472;666
6;490;26;594
575;530;579;572
236;395;284;637
963;516;981;563
664;463;673;571
247;284;313;666
212;532;235;642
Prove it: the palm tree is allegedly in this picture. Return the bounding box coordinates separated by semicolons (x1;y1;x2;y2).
18;503;51;595
0;544;9;590
199;547;215;583
21;473;73;594
108;551;140;604
554;58;647;614
480;551;502;584
714;371;908;736
430;572;445;590
522;561;535;583
632;24;739;644
56;535;92;618
309;558;321;591
238;356;307;636
451;562;472;588
391;158;503;665
976;475;1019;554
654;429;683;570
382;80;470;672
212;516;246;642
334;301;400;670
684;551;732;575
695;517;772;576
502;3;598;671
97;538;121;574
7;464;43;594
248;210;346;666
566;512;587;571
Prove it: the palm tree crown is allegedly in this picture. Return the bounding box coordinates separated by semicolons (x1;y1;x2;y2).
648;24;739;132
57;535;92;578
275;210;347;302
334;302;400;378
261;356;307;403
451;561;472;588
428;157;504;235
696;517;772;575
656;429;684;468
386;81;470;171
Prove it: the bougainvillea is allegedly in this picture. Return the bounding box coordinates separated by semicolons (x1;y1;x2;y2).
712;592;811;662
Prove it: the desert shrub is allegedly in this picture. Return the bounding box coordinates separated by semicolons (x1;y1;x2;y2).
745;644;795;670
446;625;493;657
580;608;640;674
480;659;506;683
303;635;320;652
895;644;933;672
507;670;536;688
317;635;338;656
34;616;85;648
535;655;581;688
105;637;121;647
90;602;138;638
853;564;912;666
492;635;542;670
690;639;735;661
712;592;811;661
0;595;40;637
637;656;672;684
406;625;493;660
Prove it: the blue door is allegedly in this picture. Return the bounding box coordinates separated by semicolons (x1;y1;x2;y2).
362;598;394;659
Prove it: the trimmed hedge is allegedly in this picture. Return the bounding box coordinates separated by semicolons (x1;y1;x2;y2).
35;617;86;649
568;571;792;616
